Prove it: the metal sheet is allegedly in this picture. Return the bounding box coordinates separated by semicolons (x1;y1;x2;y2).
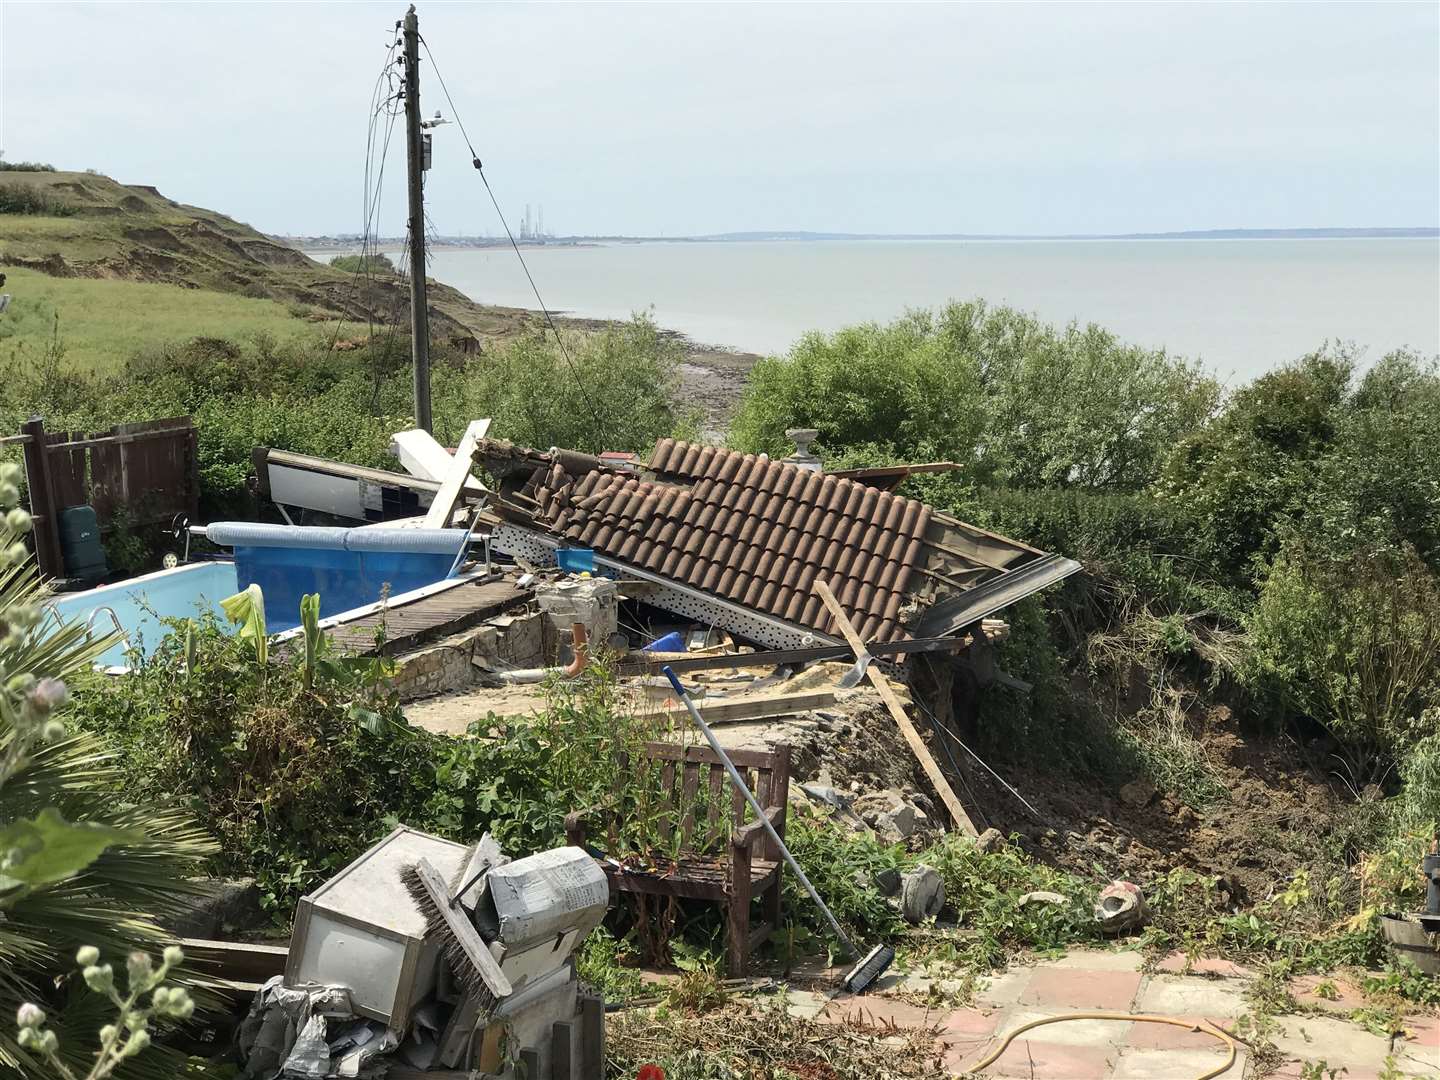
914;553;1083;636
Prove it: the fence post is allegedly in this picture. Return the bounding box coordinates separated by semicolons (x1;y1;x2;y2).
20;415;64;579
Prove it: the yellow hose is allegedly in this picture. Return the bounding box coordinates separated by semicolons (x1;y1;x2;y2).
966;1012;1239;1080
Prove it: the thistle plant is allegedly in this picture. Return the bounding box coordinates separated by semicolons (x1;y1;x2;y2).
15;945;194;1080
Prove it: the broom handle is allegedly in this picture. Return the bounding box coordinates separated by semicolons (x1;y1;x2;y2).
663;666;858;957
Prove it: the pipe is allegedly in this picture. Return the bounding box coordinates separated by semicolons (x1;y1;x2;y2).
563;622;589;677
498;622;589;684
969;1013;1238;1080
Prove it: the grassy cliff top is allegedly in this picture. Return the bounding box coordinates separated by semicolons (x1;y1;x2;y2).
0;169;534;367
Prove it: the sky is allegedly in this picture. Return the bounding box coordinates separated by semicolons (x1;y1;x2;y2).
1;1;1437;238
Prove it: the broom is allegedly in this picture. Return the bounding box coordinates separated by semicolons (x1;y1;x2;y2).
401;857;513;1018
662;666;894;993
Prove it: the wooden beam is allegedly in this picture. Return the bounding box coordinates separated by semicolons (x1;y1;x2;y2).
635;690;839;726
422;418;491;529
177;938;288;983
813;579;979;837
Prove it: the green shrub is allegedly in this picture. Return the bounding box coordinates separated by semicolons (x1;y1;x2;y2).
0;184;75;217
730;300;1219;492
1243;541;1440;782
0;161;56;172
435;315;696;455
328;253;396;275
68;612;438;912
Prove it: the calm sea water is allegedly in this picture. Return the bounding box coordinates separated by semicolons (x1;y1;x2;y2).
419;239;1438;382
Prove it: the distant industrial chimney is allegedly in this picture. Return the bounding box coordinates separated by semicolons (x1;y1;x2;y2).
783;429;822;472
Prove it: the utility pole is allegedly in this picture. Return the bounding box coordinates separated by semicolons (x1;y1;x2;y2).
402;4;432;433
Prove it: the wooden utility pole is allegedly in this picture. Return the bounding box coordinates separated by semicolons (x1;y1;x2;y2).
402;4;433;433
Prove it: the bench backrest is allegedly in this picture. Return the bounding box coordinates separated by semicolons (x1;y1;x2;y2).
639;741;790;862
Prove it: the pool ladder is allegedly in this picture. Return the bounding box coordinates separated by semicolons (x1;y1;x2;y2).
37;603;132;660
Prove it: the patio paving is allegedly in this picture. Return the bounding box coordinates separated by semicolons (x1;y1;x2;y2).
792;946;1439;1079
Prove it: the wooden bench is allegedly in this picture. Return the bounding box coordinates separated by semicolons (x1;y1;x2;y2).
565;741;790;975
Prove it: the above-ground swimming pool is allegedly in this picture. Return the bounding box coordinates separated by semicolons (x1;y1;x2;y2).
48;523;471;670
49;561;240;669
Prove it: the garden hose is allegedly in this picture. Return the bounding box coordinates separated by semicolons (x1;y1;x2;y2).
968;1012;1238;1080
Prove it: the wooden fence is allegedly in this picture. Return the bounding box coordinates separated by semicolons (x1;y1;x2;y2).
3;416;199;579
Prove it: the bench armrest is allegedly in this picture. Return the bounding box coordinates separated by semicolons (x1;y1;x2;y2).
731;805;784;851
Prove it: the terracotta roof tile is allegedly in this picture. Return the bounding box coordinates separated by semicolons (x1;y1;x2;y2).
500;439;1032;641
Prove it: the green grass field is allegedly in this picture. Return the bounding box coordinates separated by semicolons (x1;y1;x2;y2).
0;268;335;372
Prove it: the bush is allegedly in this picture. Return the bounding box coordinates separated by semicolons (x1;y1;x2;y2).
1243;541;1440;782
0;184;75;217
1;312;692;522
434;314;696;455
69;612;438;912
730;300;1219;492
329;252;396;275
0;161;56;172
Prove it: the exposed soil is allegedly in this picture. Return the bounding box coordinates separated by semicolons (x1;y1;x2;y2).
962;705;1350;905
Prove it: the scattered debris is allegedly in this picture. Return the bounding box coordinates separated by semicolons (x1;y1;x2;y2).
241;826;607;1077
1119;778;1157;808
899;866;945;924
1018;890;1070;908
975;827;1006;854
1094;879;1150;933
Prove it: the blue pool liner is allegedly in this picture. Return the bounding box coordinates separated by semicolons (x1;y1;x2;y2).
205;523;469;632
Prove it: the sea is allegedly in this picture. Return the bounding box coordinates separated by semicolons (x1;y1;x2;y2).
401;239;1436;384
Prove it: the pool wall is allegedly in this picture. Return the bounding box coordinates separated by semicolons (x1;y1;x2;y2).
49;561;240;668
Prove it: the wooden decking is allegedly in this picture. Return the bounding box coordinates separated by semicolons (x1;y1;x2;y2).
324;575;531;656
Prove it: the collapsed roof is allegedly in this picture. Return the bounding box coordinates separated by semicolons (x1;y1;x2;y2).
476;437;1080;649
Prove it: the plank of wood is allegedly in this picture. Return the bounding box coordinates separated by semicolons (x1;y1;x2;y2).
550;1020;574;1080
634;690;838;726
177;938;288;983
422;418;491;529
813;579;979;837
580;994;604;1078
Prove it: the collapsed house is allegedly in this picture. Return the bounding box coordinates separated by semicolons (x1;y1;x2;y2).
256;432;1078;660
468;436;1079;650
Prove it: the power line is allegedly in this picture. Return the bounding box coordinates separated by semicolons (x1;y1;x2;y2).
417;34;608;447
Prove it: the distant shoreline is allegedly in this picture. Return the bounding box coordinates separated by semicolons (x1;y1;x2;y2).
285;226;1439;250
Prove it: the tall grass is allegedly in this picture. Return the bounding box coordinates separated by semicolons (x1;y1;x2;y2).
0;269;335;373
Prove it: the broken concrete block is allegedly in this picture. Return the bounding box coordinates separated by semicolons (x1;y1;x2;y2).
1018;890;1069;908
872;867;902;897
877;803;917;841
975;827;1006;854
899;866;945;923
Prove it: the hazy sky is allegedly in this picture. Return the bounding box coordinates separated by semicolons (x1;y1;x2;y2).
2;1;1437;237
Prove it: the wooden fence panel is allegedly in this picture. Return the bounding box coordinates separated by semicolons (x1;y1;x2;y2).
15;415;197;578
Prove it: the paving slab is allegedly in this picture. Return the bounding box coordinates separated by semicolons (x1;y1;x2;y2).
951;1037;1116;1078
1123;1015;1235;1052
822;995;945;1030
992;1010;1134;1049
1289;973;1369;1013
1154;952;1254;979
1109;1046;1244;1079
1018;967;1143;1011
1267;1013;1394;1070
783;988;830;1019
1133;973;1249;1018
1051;949;1147;972
974;967;1033;1007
